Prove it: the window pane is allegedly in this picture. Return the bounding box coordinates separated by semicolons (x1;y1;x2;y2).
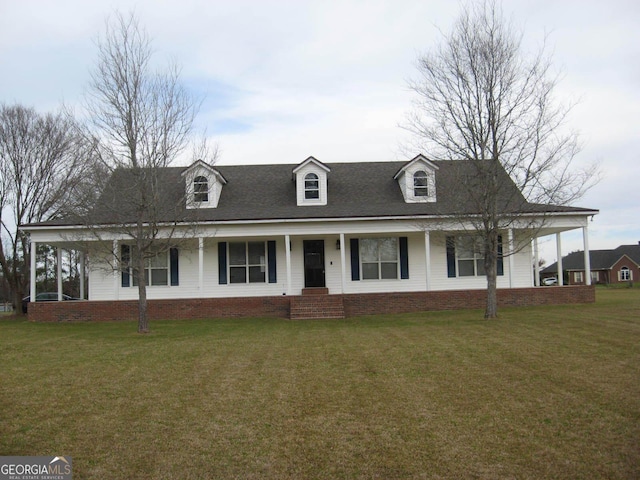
194;192;209;202
151;269;168;286
304;174;319;199
194;176;209;202
360;239;378;263
230;267;246;283
132;269;150;286
248;242;265;265
229;243;246;266
306;190;319;199
249;266;265;283
459;259;475;276
458;237;475;259
381;262;398;279
414;171;428;196
362;263;379;280
149;253;167;268
476;259;486;276
379;238;397;261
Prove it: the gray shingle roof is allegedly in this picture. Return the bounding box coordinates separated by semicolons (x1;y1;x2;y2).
543;244;640;273
27;160;597;227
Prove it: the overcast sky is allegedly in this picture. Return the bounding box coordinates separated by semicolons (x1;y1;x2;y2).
1;0;638;263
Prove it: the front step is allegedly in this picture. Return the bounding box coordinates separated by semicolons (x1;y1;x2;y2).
290;295;345;320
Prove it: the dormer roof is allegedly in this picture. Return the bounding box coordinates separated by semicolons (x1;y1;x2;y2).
393;154;439;180
181;159;227;185
292;156;331;177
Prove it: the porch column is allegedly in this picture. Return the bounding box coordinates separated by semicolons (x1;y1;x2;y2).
424;231;431;290
198;237;204;290
508;229;515;288
113;240;119;300
30;240;37;302
533;238;540;287
80;252;86;300
339;233;346;293
57;247;63;301
285;234;292;295
556;233;563;286
583;225;592;286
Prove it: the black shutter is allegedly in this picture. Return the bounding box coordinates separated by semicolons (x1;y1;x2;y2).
399;237;409;279
170;248;179;286
218;242;227;284
267;240;277;283
446;236;456;278
497;235;504;276
121;244;130;287
350;238;360;281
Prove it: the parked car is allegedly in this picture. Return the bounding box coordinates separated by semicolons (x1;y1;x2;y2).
542;277;558;286
22;293;79;314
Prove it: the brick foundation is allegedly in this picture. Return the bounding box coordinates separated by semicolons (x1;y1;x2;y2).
28;286;595;322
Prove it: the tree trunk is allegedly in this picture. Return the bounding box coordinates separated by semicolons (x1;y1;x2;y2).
13;288;25;315
484;231;499;319
137;283;149;333
135;245;149;333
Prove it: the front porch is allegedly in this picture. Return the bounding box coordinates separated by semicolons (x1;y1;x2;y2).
24;215;597;315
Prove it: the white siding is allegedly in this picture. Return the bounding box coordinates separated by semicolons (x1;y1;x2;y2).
83;223;535;301
343;233;427;294
428;232;533;291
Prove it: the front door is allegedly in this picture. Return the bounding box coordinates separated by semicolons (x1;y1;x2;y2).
303;240;325;288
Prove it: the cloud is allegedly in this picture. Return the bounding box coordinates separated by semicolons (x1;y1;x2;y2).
1;0;638;257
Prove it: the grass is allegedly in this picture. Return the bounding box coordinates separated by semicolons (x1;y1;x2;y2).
1;289;639;479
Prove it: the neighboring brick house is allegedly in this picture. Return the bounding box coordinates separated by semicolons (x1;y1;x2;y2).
542;243;640;285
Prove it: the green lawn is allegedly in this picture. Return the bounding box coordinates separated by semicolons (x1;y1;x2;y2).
1;289;639;479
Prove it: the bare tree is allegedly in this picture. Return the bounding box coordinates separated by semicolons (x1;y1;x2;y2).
405;1;596;318
0;104;86;312
79;12;213;333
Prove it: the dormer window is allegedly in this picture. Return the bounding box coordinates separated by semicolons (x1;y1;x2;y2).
394;154;439;204
414;171;429;197
182;160;227;209
304;173;320;199
194;176;209;202
293;156;330;206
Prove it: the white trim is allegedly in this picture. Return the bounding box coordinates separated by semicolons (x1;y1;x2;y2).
533;238;540;287
424;231;431;290
80;253;86;300
198;237;204;290
23;209;601;231
30;240;37;302
57;247;63;301
340;233;346;293
285;234;292;295
583;225;591;286
508;229;515;288
113;240;119;300
556;233;563;286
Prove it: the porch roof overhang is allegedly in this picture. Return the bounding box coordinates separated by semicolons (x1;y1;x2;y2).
22;208;599;247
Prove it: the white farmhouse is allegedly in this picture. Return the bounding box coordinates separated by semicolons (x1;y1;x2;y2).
22;155;598;320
